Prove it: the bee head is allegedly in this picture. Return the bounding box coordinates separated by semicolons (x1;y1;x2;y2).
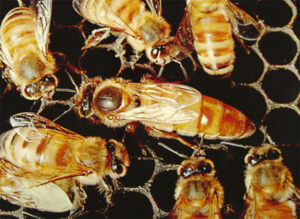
106;139;130;179
22;75;58;100
178;157;215;179
77;83;96;118
245;144;282;166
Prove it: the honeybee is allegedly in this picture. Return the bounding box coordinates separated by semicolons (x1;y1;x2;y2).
0;112;130;213
0;0;58;100
243;144;300;219
169;156;224;218
74;76;256;150
72;0;171;56
147;0;261;76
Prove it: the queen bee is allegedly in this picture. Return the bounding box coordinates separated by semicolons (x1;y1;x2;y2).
74;76;256;149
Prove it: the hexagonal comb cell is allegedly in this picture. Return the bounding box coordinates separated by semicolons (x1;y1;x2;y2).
262;69;300;103
259;31;297;65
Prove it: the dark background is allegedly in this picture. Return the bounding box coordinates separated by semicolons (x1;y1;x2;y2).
0;0;299;218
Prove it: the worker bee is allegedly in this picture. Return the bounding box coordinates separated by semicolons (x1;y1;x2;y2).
74;76;256;150
0;0;58;100
72;0;170;56
0;112;130;213
169;156;224;218
147;0;261;76
243;144;300;219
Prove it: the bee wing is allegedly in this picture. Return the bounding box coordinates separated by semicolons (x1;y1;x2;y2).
10;112;80;136
287;179;300;203
208;191;223;219
145;0;162;16
31;0;52;56
117;83;201;124
0;38;13;67
0;175;73;213
225;0;261;41
72;0;139;39
173;10;193;44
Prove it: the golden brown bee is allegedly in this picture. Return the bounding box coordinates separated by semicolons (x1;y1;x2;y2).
243;144;300;219
74;76;256;149
0;112;130;213
169;156;224;218
0;0;58;100
147;0;261;76
72;0;171;53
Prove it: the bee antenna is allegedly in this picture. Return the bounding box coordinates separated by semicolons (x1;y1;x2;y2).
55;88;77;93
157;65;165;78
52;104;75;122
220;141;253;149
65;70;79;93
157;142;189;158
174;60;188;79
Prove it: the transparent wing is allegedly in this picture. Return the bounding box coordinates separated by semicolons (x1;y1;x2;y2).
209;191;222;219
10;112;80;136
72;0;139;38
145;0;162;16
0;177;73;212
173;10;193;45
31;0;52;55
225;0;261;41
117;83;201;124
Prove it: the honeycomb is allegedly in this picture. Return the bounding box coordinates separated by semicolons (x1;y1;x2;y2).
0;0;299;218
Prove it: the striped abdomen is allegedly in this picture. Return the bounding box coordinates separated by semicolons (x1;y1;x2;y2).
0;7;38;64
73;0;145;36
0;128;80;170
190;0;235;75
170;95;255;139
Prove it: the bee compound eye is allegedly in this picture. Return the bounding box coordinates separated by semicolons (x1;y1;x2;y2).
181;167;193;178
106;141;116;152
24;84;36;97
95;86;122;112
151;47;159;59
267;149;280;160
250;154;261;165
197;162;212;173
112;163;124;175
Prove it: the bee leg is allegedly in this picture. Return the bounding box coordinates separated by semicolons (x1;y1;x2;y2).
144;126;199;150
83;27;111;50
53;51;86;75
233;33;250;54
73;182;87;211
124;122;148;155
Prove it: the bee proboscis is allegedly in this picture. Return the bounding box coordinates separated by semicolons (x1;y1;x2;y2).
0;112;130;213
0;0;58;100
243;144;300;219
169;156;224;218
